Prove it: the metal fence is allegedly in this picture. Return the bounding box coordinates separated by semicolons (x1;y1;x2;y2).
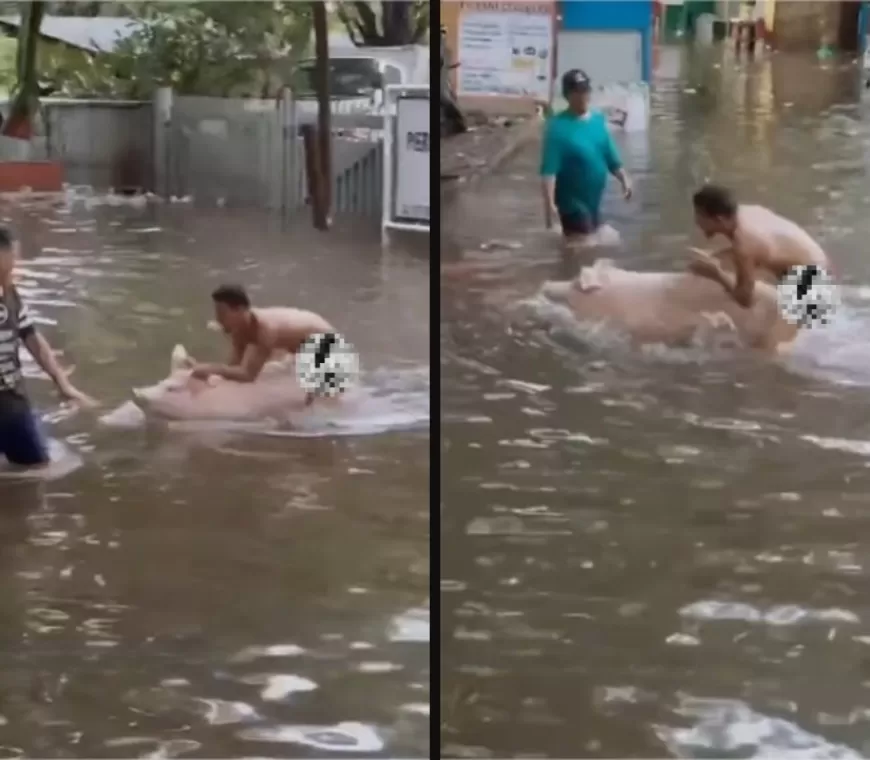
160;91;385;217
41;99;154;190
2;93;386;220
164;95;285;209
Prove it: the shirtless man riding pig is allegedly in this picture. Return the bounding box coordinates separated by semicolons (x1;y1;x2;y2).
188;284;336;403
688;183;832;310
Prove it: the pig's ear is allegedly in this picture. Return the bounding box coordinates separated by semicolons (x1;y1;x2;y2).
170;344;189;372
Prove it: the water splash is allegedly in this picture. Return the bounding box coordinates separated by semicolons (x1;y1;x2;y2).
0;438;82;481
237;721;384;753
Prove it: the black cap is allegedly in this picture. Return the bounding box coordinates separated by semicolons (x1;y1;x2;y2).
562;68;592;96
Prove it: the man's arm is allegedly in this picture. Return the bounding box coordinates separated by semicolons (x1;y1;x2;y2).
15;298;68;391
541;177;557;226
730;243;756;308
20;331;98;407
688;244;755;308
540;121;561;226
689;245;735;264
723;230;763;308
202;343;270;383
185;338;245;374
228;335;245;366
22;331;71;392
602;119;632;198
14;292;96;406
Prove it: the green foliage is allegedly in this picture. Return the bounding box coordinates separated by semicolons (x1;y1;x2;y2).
45;1;314;98
0;37;17;95
336;1;429;47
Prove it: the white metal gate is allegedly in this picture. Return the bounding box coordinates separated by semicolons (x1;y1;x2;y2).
159;89;386;219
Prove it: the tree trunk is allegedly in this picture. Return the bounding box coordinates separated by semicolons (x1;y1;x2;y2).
311;1;331;230
383;2;413;45
3;1;45;139
338;1;429;47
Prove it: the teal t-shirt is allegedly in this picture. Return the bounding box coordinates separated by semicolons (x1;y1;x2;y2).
539;109;622;217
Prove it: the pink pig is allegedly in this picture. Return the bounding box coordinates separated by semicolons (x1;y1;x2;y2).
131;345;313;422
538;259;797;352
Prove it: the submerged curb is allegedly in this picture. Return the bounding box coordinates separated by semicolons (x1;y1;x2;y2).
440;116;542;205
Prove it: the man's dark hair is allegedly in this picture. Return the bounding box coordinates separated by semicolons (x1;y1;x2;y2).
693;184;738;218
211;284;251;309
0;226;16;251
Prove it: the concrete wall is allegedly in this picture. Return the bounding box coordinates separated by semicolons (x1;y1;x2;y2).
42;100;153;190
559;0;653;81
771;1;842;51
0;99;155;189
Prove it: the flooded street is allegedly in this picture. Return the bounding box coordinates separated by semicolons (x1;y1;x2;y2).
0;199;430;757
441;48;870;758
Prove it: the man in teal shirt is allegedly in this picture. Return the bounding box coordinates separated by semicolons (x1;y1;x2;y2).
540;69;632;243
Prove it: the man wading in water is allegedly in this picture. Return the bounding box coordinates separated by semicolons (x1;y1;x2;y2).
0;228;96;467
540;69;633;247
688;183;832;308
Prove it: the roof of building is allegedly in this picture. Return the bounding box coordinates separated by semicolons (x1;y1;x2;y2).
0;15;140;54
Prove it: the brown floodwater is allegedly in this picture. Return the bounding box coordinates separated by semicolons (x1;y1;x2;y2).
441;46;870;758
0;196;430;758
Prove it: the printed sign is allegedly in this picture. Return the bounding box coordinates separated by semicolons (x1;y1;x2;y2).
394;96;430;222
457;10;553;99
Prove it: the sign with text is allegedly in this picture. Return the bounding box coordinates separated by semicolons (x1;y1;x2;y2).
394;96;430;223
457;9;553;100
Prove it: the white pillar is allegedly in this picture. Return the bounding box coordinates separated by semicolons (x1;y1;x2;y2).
381;87;394;246
278;87;297;214
153;86;173;197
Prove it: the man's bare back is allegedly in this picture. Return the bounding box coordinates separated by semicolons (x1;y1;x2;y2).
734;205;829;282
246;307;336;358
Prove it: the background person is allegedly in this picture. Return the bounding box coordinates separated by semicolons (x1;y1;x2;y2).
440;24;466;136
540;69;633;245
0;228;96;467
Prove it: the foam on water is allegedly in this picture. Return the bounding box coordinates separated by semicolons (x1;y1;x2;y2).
273;366;431;438
778;287;870;386
657;697;865;759
516;281;870;381
515;291;750;365
0;184;195;213
237;721;384;753
99;366;430;438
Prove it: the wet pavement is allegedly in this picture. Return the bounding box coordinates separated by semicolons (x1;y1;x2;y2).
440;114;538;185
0;197;430;757
441;46;870;758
